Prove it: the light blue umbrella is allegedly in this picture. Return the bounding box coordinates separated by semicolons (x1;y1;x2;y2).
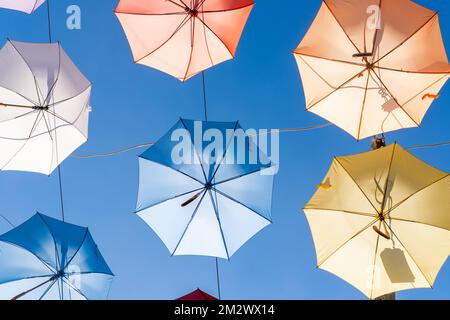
0;213;113;300
136;119;274;259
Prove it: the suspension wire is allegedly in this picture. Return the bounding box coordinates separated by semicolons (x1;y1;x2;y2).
202;71;208;121
46;0;65;222
216;257;221;300
0;214;15;228
69;123;450;159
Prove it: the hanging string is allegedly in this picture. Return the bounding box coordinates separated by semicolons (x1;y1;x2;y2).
47;0;52;43
0;214;15;228
215;256;221;300
202;71;208;121
46;0;65;222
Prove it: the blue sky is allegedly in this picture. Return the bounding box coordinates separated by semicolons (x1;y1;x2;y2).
0;0;449;300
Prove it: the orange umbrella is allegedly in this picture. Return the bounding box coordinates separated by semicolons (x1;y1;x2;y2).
294;0;450;140
115;0;254;81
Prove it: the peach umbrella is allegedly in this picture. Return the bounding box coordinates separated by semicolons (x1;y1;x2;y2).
294;0;450;140
115;0;254;81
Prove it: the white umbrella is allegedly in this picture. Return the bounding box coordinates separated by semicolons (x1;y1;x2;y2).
0;0;46;14
0;40;91;175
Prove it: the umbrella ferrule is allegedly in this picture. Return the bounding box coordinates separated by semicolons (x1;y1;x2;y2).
32;106;49;111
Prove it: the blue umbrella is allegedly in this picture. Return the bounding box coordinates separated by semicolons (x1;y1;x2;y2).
136;119;274;259
0;213;113;300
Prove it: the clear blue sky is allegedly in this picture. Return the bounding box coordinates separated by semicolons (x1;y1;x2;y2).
0;0;448;300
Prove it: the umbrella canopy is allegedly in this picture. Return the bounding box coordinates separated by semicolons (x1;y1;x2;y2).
304;144;450;299
115;0;254;81
294;0;450;140
136;119;274;259
177;288;218;300
0;0;45;14
0;40;91;175
0;213;114;300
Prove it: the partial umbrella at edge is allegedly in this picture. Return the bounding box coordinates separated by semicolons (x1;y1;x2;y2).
294;0;450;140
136;119;274;259
115;0;254;81
0;213;114;300
304;144;450;299
0;41;91;175
177;288;218;300
0;0;45;14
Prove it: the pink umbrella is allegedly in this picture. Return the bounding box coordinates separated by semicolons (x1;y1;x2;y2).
115;0;254;81
0;0;46;14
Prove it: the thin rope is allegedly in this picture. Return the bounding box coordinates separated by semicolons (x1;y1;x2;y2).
47;0;52;43
0;214;15;228
69;123;450;159
202;72;208;121
57;166;65;222
46;0;65;222
71;142;155;159
215;257;221;300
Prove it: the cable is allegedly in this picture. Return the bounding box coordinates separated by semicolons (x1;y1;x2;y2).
0;214;15;228
71;142;155;159
406;141;450;150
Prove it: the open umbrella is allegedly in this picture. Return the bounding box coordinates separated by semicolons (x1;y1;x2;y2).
136;119;274;259
0;0;45;14
177;288;218;300
0;213;113;300
304;143;450;299
0;40;91;175
115;0;254;81
294;0;450;140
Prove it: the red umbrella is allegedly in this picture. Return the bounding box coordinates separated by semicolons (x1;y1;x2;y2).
115;0;254;81
177;289;218;300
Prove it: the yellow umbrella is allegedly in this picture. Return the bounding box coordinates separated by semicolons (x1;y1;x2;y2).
294;0;450;140
304;144;450;299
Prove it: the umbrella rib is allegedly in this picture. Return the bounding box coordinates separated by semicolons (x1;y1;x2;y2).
196;16;233;58
213;167;270;187
356;71;371;140
398;74;449;111
369;232;381;299
0;240;56;274
38;278;58;300
373;65;450;75
62;276;89;300
371;71;420;127
181;14;196;81
305;66;367;111
198;3;254;14
213;188;272;223
0;111;43;170
294;52;366;68
209;122;240;183
372;12;438;67
136;186;204;214
11;276;56;300
316;218;378;268
0;274;55;287
322;1;362;55
384;224;433;287
171;190;208;256
369;0;382;64
380;144;397;214
303;208;376;219
334;158;380;214
208;189;230;260
179;118;208;182
62;229;89;272
37;214;61;273
134;14;191;64
7;40;45;106
200;9;214;67
386;174;449;218
114;11;187;16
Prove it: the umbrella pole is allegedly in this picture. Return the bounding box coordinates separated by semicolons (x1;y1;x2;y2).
215;257;221;300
